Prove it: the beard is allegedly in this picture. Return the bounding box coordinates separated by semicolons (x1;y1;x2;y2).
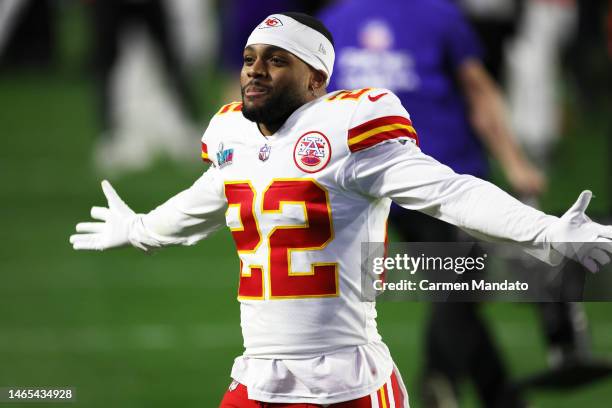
241;83;306;127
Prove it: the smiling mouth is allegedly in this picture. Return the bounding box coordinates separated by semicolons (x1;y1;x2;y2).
244;85;270;98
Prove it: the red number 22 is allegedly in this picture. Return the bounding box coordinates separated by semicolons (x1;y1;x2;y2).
224;179;338;300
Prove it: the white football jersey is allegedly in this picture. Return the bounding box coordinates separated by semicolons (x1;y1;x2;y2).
200;88;417;358
132;88;557;404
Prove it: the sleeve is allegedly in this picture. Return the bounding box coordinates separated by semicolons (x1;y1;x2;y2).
338;141;560;263
200;116;217;165
441;4;483;69
200;102;242;164
127;165;227;250
201;140;212;164
346;89;419;153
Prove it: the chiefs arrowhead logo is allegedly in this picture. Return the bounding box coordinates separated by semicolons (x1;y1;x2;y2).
259;17;283;29
368;92;388;102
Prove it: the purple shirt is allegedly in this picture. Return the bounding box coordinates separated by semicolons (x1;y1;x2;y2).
320;0;488;177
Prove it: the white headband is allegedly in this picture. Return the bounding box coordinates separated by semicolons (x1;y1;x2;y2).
245;14;335;85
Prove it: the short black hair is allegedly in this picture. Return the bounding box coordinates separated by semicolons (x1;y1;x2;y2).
279;12;334;46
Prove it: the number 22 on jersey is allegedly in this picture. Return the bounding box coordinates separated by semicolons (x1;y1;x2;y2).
224;179;338;300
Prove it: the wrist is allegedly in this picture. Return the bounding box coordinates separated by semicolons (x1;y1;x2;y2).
126;214;150;251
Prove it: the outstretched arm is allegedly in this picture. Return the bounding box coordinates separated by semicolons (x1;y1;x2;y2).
70;166;227;251
340;141;612;271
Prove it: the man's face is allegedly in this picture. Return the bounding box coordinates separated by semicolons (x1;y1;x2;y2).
240;44;313;126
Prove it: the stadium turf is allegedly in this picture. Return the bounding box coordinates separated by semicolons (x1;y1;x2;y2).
0;4;610;407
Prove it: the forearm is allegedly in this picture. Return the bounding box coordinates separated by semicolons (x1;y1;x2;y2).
458;59;547;195
472;99;528;173
130;195;226;250
460;60;528;169
459;59;547;196
129;170;228;250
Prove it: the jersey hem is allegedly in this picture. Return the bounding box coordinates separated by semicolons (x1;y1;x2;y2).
234;363;393;405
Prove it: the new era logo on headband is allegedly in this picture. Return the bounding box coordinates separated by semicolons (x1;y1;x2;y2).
259;17;283;29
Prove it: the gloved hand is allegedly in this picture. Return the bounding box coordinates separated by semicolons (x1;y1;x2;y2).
70;180;145;251
546;190;612;272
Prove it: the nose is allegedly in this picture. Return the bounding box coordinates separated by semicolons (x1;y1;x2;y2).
247;57;267;79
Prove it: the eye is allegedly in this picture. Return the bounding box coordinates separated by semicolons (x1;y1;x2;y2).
243;55;255;65
270;56;286;65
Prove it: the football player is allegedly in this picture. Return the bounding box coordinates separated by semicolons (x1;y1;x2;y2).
70;12;612;407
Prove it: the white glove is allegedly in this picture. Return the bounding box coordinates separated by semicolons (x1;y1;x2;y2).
70;180;145;251
546;190;612;272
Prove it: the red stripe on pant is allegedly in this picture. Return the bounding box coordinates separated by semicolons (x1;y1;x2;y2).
390;370;405;408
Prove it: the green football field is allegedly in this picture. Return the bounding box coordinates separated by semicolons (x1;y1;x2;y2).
1;5;611;407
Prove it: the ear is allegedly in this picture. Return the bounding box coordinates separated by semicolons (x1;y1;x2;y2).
309;69;327;91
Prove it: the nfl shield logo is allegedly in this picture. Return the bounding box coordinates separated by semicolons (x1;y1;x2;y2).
259;144;271;161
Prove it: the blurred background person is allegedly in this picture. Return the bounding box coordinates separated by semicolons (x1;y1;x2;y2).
505;0;577;172
319;0;545;407
502;0;587;373
504;0;612;381
87;0;213;175
459;0;593;373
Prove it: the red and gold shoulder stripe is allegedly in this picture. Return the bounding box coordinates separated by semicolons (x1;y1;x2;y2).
326;88;373;101
348;115;418;153
201;141;212;163
216;102;243;115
